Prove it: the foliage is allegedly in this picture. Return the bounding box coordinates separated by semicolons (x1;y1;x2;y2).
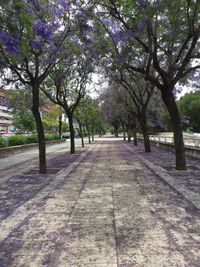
8;135;27;146
45;134;60;141
13;110;36;132
100;82;133;130
178;92;200;132
62;122;69;132
26;134;38;144
3;133;60;147
0;0;87;172
42;105;60;133
75;96;105;136
0;136;7;148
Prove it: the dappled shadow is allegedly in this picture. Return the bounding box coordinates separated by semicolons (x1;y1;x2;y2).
0;151;82;221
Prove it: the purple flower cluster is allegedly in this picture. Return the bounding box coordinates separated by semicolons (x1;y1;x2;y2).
137;21;146;30
60;0;69;10
0;31;20;56
33;19;52;40
136;0;147;5
112;29;136;44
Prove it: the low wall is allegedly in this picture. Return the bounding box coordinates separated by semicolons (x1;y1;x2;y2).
0;139;66;158
138;137;200;160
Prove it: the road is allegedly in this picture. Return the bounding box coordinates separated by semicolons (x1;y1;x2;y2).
0;136;200;266
0;138;83;171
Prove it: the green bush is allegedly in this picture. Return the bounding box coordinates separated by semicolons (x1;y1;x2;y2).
1;133;61;148
8;135;27;146
0;136;7;148
44;134;60;141
26;134;38;144
52;134;60;140
45;134;55;141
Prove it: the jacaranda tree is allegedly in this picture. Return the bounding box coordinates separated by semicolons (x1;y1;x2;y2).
91;0;200;170
0;0;81;173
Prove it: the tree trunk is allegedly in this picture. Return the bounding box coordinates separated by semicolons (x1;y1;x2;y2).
58;108;62;138
123;131;126;141
139;110;151;153
127;116;132;142
78;122;84;148
121;122;126;140
86;122;91;144
114;126;119;137
68;113;75;154
161;90;186;170
92;128;94;141
127;127;131;142
31;83;46;174
133;127;137;146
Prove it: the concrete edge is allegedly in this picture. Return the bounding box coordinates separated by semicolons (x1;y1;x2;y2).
137;137;200;160
123;143;200;210
0;143;96;242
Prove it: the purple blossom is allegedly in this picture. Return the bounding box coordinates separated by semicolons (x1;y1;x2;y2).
31;39;42;50
127;29;136;38
51;21;60;30
33;19;52;40
76;9;87;20
26;0;37;3
72;0;78;6
60;0;69;10
25;0;37;5
103;18;114;26
51;6;64;18
0;31;20;56
112;30;123;42
136;0;147;5
137;21;146;30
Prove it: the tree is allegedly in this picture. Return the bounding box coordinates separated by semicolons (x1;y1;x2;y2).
100;82;138;141
91;0;200;170
13;110;35;133
43;55;92;154
108;69;154;152
42;104;62;134
0;0;82;173
178;91;200;132
75;96;104;146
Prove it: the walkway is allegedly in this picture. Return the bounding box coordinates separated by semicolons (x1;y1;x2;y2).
0;137;200;266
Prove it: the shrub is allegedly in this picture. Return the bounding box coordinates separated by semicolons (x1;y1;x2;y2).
8;135;27;146
52;134;60;140
0;136;7;148
26;134;38;144
45;134;55;141
44;134;60;141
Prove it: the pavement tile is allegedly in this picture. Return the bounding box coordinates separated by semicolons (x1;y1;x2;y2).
0;138;200;267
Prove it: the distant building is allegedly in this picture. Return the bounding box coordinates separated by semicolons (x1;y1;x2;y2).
0;88;14;131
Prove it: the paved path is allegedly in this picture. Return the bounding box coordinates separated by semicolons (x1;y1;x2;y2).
0;137;200;266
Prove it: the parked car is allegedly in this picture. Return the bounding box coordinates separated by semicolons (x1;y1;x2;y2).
62;132;70;139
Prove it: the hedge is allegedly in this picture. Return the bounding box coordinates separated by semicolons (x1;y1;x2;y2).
45;134;60;141
26;134;38;144
0;136;6;148
8;135;27;146
0;134;61;148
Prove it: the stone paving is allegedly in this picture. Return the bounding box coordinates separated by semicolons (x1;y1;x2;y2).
0;137;200;267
